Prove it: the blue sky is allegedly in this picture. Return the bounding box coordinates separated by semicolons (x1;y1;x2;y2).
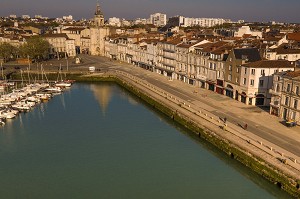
1;0;299;23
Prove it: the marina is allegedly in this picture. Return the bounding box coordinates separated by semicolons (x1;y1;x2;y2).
0;80;74;125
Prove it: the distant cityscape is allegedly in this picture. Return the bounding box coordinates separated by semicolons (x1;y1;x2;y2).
0;3;300;123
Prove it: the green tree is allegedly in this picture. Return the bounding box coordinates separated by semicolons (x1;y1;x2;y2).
0;42;16;61
20;36;50;60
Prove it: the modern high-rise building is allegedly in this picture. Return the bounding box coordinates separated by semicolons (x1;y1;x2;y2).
150;13;167;27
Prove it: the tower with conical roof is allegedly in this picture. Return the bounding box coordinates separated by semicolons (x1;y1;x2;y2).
94;1;104;27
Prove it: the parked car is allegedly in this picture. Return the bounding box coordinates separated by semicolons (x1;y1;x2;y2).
89;66;95;72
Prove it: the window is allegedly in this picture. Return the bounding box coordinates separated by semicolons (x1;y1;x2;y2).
259;80;264;87
296;86;299;95
251;69;255;75
217;71;221;78
243;78;247;85
294;100;298;109
285;97;289;106
291;111;296;120
276;84;281;92
250;79;254;86
244;68;247;74
287;84;291;92
236;68;239;73
229;65;232;71
236;77;239;83
228;74;232;81
261;70;265;76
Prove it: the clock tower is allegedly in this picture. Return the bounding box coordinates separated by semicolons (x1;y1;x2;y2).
94;1;104;27
90;1;109;56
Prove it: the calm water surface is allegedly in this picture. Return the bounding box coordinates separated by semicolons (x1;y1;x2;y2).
0;83;292;199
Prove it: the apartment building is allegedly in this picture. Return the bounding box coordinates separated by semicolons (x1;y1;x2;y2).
150;13;167;27
175;39;209;84
43;33;76;58
183;18;226;27
108;17;121;27
265;45;300;61
156;37;182;78
270;70;300;123
224;48;262;101
240;60;295;106
195;41;231;92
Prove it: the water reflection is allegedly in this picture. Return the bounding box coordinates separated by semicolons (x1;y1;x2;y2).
90;84;113;115
60;92;66;110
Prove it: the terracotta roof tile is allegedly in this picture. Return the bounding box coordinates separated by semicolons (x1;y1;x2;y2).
288;33;300;42
243;60;294;68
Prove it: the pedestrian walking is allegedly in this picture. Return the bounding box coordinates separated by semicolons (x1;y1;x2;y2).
224;117;227;123
244;123;248;130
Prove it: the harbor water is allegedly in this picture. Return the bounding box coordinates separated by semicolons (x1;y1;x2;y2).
0;83;292;198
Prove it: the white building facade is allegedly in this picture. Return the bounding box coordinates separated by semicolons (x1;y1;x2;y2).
150;13;167;27
240;60;295;106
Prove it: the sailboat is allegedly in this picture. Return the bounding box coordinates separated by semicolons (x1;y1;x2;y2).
55;64;72;88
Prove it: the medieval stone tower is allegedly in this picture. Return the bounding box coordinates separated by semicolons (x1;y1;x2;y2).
90;2;109;56
94;2;104;27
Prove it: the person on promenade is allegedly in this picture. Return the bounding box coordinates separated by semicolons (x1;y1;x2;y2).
224;117;227;123
244;123;248;130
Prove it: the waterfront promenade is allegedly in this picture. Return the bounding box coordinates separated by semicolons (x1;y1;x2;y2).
6;55;300;193
6;55;300;153
75;56;300;177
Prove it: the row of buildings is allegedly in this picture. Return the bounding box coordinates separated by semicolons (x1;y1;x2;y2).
107;14;230;28
103;28;300;123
